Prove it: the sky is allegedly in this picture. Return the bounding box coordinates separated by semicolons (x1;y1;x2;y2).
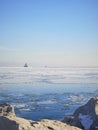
0;0;98;67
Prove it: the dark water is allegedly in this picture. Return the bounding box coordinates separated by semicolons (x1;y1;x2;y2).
0;83;98;121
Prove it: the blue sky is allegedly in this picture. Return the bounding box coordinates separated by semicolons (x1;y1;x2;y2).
0;0;98;67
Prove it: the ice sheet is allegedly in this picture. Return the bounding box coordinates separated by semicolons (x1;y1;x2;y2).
0;67;98;84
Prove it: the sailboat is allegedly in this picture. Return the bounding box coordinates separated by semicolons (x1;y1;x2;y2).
24;63;28;67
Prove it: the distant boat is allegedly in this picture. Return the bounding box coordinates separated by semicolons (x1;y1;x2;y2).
24;63;28;67
44;65;47;68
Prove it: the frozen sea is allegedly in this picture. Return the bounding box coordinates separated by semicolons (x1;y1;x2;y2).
0;67;98;121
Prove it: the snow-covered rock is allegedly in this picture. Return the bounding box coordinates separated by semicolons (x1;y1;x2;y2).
63;97;98;130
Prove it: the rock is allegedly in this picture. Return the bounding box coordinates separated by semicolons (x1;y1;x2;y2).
0;116;19;130
74;97;98;117
0;116;82;130
63;116;83;129
0;103;82;130
63;97;98;130
0;103;15;116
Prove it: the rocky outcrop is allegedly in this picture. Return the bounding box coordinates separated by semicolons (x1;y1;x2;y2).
63;97;98;130
0;103;82;130
0;103;15;116
63;116;83;129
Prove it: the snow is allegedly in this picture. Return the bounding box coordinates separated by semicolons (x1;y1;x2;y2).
0;67;98;85
78;113;93;130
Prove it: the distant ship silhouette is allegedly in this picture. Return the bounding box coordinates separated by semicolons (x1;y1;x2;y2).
24;63;28;67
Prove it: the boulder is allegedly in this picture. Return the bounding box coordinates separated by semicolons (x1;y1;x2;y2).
63;97;98;130
63;116;83;129
0;103;15;116
74;97;98;117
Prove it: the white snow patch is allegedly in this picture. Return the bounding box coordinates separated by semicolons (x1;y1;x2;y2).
78;113;93;130
95;126;98;128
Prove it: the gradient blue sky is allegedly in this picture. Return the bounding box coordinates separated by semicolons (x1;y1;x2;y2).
0;0;98;67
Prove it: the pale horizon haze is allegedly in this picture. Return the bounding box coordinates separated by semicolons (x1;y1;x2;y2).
0;0;98;67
